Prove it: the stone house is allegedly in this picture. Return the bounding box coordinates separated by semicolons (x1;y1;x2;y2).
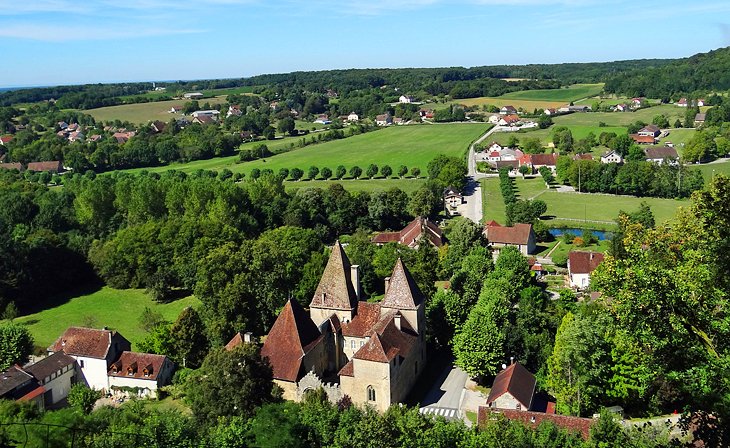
483;221;536;255
107;352;175;398
260;242;427;412
486;362;536;411
24;352;76;406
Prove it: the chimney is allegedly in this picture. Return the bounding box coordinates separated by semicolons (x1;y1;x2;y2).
394;312;402;331
351;265;361;300
244;332;253;344
384;276;391;293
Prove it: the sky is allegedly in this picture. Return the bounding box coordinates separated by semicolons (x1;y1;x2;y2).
1;0;730;87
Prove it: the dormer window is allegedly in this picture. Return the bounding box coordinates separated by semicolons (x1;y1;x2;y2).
143;364;153;378
127;361;137;376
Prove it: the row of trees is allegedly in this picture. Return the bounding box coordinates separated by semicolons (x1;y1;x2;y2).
271;164;419;182
556;157;704;198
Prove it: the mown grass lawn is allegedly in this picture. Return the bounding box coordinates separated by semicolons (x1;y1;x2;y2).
85;96;228;124
482;176;689;225
15;287;200;351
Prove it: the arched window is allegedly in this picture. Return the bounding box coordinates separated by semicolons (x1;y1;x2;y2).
367;385;376;402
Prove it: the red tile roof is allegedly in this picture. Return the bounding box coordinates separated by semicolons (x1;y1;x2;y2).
372;217;444;248
339;360;354;377
478;407;595;440
261;299;323;382
529;153;558;166
309;241;358;311
630;134;656;144
0;135;13;144
225;332;245;351
108;351;169;381
353;318;416;363
568;251;604;275
0;163;23;171
572;153;593;161
380;258;424;310
49;327;129;359
486;363;536;410
501;114;520;124
342;302;382;337
485;223;534;245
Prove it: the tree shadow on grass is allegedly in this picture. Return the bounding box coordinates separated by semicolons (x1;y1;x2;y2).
20;280;104;317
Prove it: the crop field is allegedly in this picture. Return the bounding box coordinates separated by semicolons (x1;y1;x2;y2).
482;176;689;226
119;124;489;183
85;96;227;124
16;287;200;350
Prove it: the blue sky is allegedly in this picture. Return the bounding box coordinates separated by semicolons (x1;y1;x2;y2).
1;0;729;87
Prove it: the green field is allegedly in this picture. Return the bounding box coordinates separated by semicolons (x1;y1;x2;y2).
119;124;489;182
118;85;257;102
693;160;730;180
498;83;604;102
482;176;689;226
551;105;686;127
85;96;228;124
16;287;200;350
658;128;696;147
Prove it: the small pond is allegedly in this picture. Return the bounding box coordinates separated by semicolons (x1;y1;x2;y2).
548;228;612;241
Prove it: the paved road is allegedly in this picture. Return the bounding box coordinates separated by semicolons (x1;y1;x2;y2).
459;126;502;223
419;363;468;420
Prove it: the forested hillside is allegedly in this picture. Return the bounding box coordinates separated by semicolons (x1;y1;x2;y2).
604;46;730;99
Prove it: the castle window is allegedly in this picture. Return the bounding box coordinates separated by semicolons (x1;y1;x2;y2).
367;385;375;402
351;340;355;349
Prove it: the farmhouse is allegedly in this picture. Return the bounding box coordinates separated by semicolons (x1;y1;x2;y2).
486;141;503;152
107;352;175;398
27;161;64;173
113;131;136;143
613;104;628;112
151;121;167;133
0;366;45;410
543;108;557;116
193;115;217;125
644;146;679;165
486;362;536;411
559;105;591;113
631;97;645;107
600;150;624;164
500;105;518;115
314;114;332;125
183;92;204;100
568;251;605;289
520;153;558;173
675;98;688;107
483;221;536;256
23;352;76;407
347;112;360;122
399;95;416;104
372;216;445;248
260;243;427;412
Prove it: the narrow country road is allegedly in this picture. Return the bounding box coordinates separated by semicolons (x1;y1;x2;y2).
419;363;468;421
458;125;502;223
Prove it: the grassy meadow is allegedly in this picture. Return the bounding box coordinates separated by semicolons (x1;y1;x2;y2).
85;96;228;124
481;176;689;226
119;124;489;182
16;287;200;350
430;84;604;112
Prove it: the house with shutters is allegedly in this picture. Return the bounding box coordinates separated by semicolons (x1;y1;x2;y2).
259;242;427;412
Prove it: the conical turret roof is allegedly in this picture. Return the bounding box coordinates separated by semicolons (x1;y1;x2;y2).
309;241;358;310
380;258;424;310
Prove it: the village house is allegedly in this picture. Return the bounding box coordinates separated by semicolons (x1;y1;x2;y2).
107;352;175;398
48;327;174;399
487;114;501;125
637;125;661;138
500;105;518;115
183;92;204;100
486;362;536;411
347;112;360;122
151;121;167;133
572;153;593;161
486;141;503;152
0;162;23;171
600;150;624;164
675;98;688;107
443;187;463;215
644;146;679;165
169;106;183;113
568;251;605;289
375;113;393;126
483;221;537;256
113;131;136;144
419;109;434;120
260;243;427;412
227;105;243;117
399;95;415;104
694;113;706;127
613;104;629;112
0;367;45;410
520;153;558;173
193;115;217;125
498;114;521;127
314;114;331;125
372;216;445;248
543;108;557;116
630;97;645;107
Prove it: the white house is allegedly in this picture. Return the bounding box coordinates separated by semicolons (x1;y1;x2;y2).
108;352;175;398
48;327;131;391
227;105;243;117
347;112;360;122
398;95;415;104
375;113;393;126
500;105;518;115
24;352;76;406
568;251;605;289
600;150;624;164
486;141;503;152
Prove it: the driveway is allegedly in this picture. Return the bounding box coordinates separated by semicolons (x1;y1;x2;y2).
419;363;468;420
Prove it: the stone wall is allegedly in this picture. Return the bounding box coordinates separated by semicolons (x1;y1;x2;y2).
297;370;342;403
